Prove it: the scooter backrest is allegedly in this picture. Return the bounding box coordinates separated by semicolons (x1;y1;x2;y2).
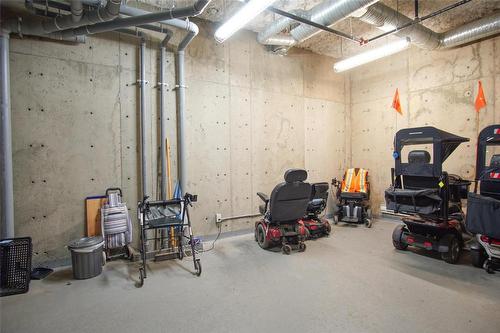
310;182;329;201
408;150;431;164
269;169;312;222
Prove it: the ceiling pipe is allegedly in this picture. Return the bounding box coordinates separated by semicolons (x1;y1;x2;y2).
70;0;84;23
358;2;500;49
0;30;14;239
256;9;305;46
290;0;378;43
4;0;120;36
258;0;377;48
48;0;210;39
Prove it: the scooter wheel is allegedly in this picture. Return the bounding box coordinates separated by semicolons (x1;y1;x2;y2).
194;259;202;277
282;244;292;255
471;248;486;268
364;218;372;228
392;225;408;250
298;243;306;252
440;234;461;264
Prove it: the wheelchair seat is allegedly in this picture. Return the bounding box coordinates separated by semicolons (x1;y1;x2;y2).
340;192;367;200
258;169;311;223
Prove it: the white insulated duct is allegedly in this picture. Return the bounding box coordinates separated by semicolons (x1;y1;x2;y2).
258;0;378;47
359;2;500;49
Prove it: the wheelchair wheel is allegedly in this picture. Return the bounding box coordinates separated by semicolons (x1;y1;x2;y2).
392;225;408;250
298;243;306;252
282;244;292;255
364;218;372;228
137;268;145;288
256;224;270;249
440;234;461;264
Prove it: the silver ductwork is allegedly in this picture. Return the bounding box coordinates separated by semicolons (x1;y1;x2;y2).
290;0;378;42
358;3;440;49
440;12;500;48
258;0;377;47
359;2;500;49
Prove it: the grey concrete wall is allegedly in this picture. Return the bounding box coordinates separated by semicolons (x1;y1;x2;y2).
348;37;500;213
9;23;346;265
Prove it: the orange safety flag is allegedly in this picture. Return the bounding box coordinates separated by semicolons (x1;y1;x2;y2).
392;88;403;115
475;80;487;112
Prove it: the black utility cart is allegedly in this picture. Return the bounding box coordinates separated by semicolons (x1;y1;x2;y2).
386;126;471;264
137;193;201;287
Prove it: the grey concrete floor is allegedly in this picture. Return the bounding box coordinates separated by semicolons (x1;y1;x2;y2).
2;218;500;333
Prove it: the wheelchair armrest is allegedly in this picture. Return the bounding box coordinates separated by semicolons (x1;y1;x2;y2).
257;192;269;203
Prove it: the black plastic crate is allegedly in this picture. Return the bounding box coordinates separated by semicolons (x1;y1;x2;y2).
0;237;32;297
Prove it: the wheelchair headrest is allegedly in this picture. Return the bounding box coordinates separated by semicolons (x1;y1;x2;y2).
284;169;307;183
491;154;500;167
408;150;431;164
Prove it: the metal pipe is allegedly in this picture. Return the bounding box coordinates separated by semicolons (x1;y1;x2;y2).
176;50;186;193
70;0;83;23
257;9;305;46
159;30;173;201
140;39;148;199
53;0;210;39
0;30;14;238
220;213;261;222
290;0;377;43
268;6;362;43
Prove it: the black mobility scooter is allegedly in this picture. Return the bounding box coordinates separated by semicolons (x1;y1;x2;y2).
466;125;500;273
387;127;471;264
332;168;372;228
255;169;310;254
302;182;332;238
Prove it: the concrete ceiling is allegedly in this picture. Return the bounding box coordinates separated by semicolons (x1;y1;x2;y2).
132;0;500;58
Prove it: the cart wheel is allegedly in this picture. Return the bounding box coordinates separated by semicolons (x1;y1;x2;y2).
471;248;486;268
256;224;270;249
282;244;292;255
392;225;408;250
194;259;202;277
137;268;145;288
298;243;306;252
440;234;461;264
364;218;372;228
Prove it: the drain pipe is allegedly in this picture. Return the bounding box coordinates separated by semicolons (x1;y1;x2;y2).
159;30;173;201
0;30;14;239
139;39;148;199
50;0;210;39
176;26;199;194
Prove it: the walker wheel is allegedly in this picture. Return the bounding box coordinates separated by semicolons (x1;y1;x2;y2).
194;259;202;277
282;244;292;255
298;243;306;252
137;268;145;288
178;246;184;260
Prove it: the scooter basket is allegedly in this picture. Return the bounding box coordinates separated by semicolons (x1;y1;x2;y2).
466;192;500;239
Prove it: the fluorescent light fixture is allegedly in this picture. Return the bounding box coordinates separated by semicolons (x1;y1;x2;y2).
333;38;411;73
214;0;277;43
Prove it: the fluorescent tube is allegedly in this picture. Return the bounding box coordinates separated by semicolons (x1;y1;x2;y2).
333;38;411;73
215;0;277;43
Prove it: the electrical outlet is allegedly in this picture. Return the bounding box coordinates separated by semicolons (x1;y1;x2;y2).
215;213;222;224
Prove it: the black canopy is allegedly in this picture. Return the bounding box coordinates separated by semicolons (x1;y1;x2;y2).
475;124;500;180
394;126;469;177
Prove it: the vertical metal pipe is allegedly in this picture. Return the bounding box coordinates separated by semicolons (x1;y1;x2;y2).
159;45;167;200
176;50;186;193
0;30;14;238
140;39;148;199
